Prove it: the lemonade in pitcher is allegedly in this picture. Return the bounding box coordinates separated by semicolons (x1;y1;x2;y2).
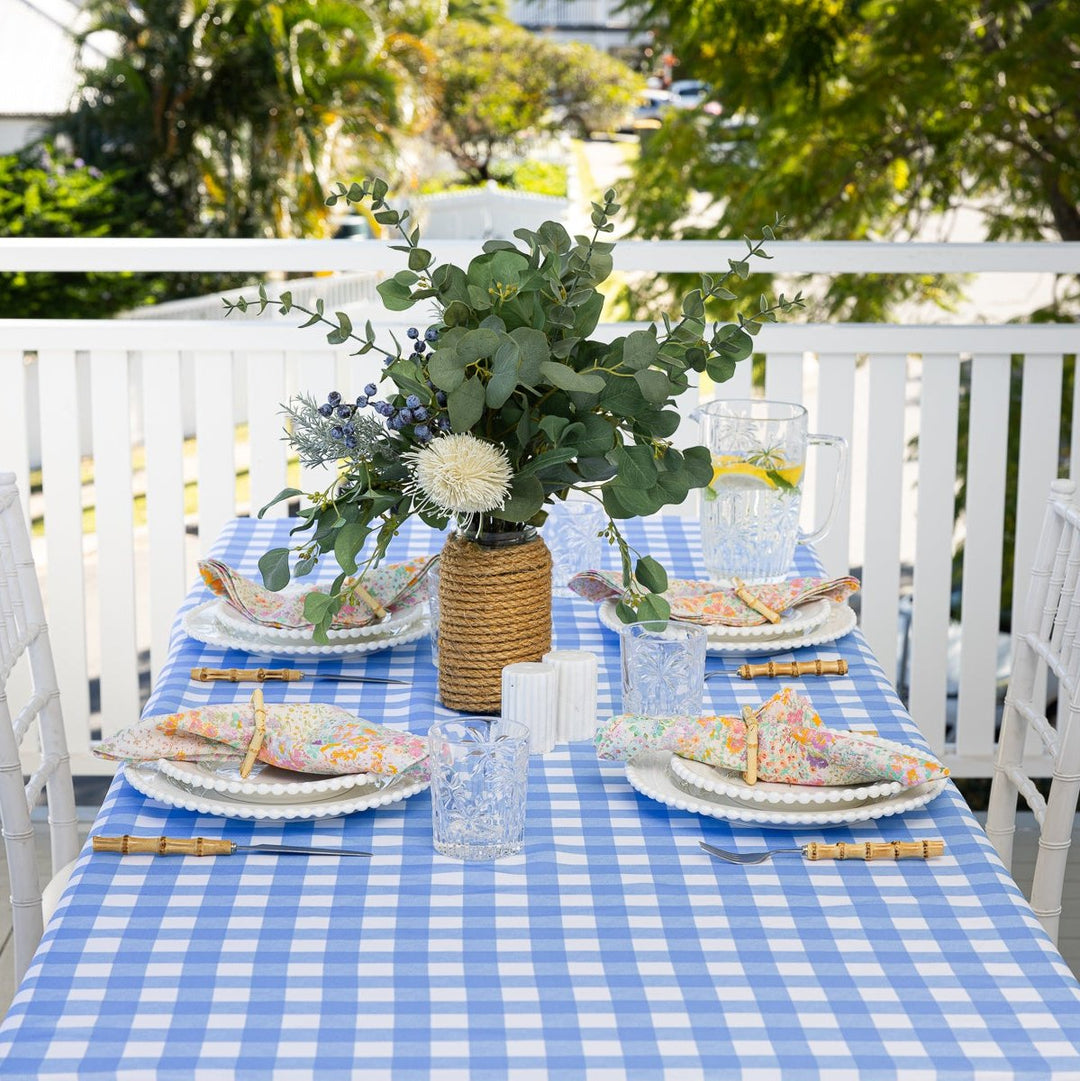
698;400;846;583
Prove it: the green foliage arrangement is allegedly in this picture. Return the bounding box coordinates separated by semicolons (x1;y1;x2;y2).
227;179;802;640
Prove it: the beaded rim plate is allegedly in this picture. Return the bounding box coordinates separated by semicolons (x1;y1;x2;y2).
214;589;425;643
624;750;946;828
598;599;856;654
125;761;429;820
182;600;429;656
157;759;378;803
667;736;942;806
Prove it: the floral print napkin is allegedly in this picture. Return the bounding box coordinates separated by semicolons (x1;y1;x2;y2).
199;557;433;630
96;702;428;777
595;688;947;787
569;571;860;626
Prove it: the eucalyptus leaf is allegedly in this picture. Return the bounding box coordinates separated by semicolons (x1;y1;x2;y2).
448;375;485;432
635;555;668;593
258;548;292;591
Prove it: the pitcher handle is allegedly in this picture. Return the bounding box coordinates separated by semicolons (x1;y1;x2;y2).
798;434;849;547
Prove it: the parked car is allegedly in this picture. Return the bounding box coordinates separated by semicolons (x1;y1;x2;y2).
618;88;674;133
669;79;711;109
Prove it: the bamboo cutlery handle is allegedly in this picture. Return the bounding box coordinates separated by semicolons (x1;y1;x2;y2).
736;660;848;679
191;667;303;682
804;840;945;861
93;836;235;856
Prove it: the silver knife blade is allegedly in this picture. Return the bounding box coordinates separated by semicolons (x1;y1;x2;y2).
305;674;409;685
236;843;373;857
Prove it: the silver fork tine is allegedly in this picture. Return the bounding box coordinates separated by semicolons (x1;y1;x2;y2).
699;840;804;865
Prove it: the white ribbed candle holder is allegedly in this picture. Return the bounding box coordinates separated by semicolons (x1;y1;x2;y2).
500;662;558;754
542;649;599;744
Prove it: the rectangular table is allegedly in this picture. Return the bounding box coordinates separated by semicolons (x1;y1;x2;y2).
2;517;1080;1080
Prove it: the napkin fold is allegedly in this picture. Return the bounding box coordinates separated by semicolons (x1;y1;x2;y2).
595;688;946;787
199;557;432;630
569;571;859;627
96;702;428;777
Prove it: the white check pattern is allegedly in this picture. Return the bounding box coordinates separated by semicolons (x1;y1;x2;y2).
2;517;1079;1080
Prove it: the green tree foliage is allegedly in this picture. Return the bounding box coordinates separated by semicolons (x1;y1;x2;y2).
626;0;1080;318
56;0;431;239
0;145;163;317
428;20;640;184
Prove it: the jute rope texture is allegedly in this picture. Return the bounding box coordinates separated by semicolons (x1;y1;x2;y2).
437;533;552;713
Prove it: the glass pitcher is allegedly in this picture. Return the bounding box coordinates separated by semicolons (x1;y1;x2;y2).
697;399;847;583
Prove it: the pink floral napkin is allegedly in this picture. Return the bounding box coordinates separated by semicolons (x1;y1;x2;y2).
96;702;428;777
569;571;860;626
199;557;432;630
595;688;947;787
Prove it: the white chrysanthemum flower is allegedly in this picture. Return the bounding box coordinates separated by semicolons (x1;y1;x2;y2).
403;433;513;515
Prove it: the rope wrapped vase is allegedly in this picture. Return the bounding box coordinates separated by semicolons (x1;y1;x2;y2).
437;529;553;712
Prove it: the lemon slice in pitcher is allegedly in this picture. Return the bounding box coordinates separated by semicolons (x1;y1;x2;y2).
710;455;804;491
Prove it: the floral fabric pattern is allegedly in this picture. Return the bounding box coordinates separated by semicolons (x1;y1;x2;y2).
595;687;947;787
96;702;429;776
199;557;432;630
569;570;859;626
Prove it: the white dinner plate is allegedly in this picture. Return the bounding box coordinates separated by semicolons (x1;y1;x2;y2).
182;599;430;656
598;599;857;654
157;759;378;804
666;733;942;807
214;590;425;643
125;761;429;820
624;751;946;828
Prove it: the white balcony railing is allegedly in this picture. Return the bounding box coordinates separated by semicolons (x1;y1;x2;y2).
2;238;1079;780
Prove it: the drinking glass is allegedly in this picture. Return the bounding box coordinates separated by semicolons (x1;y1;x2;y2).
698;399;847;583
543;499;606;597
428;716;530;860
620;621;707;716
427;557;441;668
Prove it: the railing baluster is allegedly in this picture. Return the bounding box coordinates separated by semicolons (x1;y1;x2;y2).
37;350;90;758
245;350;288;517
763;352;804;405
194;350;237;555
908;354;961;753
88;349;140;737
812;353;857;578
140;350;187;685
956;354;1011;766
860;353;909;685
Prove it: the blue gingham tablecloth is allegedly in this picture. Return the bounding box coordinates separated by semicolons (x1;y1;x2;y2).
2;517;1080;1081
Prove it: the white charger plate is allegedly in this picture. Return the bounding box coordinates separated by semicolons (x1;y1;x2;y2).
666;733;943;807
625;751;946;828
182;600;429;656
215;591;425;643
599;599;857;654
125;761;428;820
157;759;378;804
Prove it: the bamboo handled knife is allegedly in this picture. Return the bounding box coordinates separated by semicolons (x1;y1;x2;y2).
93;835;373;857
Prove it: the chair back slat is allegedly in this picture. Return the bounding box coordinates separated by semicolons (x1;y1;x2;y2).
987;478;1080;942
0;473;79;984
1011;354;1065;635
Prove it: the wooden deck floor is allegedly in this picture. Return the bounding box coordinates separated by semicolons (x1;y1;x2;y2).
1;812;1078;1019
